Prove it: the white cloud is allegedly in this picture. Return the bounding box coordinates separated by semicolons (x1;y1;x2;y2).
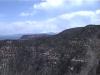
1;9;100;35
33;0;99;10
67;0;83;6
4;20;61;34
19;11;37;17
19;0;100;17
34;0;65;9
46;0;64;7
44;9;100;28
60;11;95;20
96;10;100;14
19;12;31;16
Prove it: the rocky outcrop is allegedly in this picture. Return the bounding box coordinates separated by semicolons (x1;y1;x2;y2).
0;25;100;75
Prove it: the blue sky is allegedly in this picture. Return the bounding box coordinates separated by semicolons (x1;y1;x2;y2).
0;0;100;35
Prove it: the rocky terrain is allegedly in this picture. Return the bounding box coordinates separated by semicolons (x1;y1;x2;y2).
0;25;100;75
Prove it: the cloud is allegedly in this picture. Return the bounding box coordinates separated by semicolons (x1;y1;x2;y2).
20;0;99;18
96;10;100;14
20;12;30;16
59;11;95;20
91;9;100;24
0;20;60;35
14;10;100;31
14;20;60;33
33;0;99;10
40;9;100;29
33;0;65;10
19;10;37;17
1;9;100;35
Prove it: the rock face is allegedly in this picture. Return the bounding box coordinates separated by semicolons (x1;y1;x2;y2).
0;25;100;75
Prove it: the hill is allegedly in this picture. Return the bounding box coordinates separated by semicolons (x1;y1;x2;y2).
0;25;100;75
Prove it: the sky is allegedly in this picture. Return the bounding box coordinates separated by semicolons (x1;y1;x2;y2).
0;0;100;35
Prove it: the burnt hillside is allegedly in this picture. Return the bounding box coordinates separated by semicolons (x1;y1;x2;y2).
0;25;100;75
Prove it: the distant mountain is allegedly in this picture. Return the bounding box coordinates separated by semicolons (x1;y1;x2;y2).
20;33;55;39
0;33;56;40
0;25;100;75
0;34;22;40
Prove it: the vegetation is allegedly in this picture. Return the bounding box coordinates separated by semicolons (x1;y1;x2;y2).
0;25;100;75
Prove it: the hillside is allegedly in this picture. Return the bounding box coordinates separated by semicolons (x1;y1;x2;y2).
0;25;100;75
20;34;54;40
